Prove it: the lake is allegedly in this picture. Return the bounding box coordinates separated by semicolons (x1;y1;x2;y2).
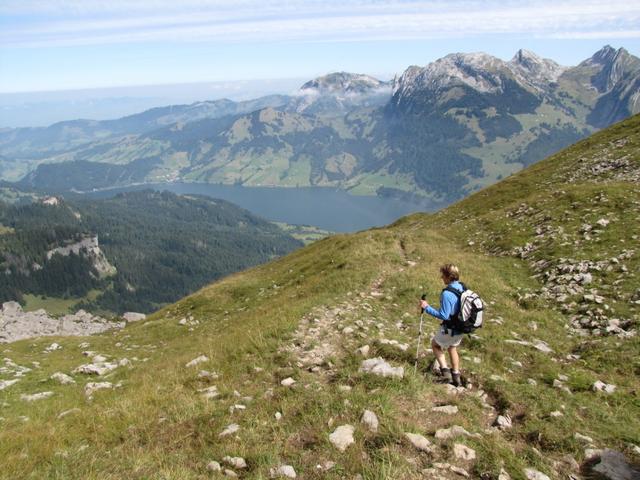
82;183;439;232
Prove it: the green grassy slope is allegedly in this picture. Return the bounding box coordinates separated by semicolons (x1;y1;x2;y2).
1;116;639;479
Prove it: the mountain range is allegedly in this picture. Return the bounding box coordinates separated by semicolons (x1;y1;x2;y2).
2;46;640;203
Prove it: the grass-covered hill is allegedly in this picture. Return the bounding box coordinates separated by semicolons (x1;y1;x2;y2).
0;190;302;314
1;115;639;479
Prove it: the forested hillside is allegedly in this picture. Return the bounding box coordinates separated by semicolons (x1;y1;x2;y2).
0;191;302;314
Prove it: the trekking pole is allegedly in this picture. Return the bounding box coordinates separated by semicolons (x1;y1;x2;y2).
414;312;425;373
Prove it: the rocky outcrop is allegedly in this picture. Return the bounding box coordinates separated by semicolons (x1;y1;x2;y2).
46;235;116;278
0;301;125;343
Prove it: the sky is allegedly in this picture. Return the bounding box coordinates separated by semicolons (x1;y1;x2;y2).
1;0;640;95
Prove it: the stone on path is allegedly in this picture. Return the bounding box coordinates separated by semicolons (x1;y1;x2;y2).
524;468;551;480
361;409;379;432
270;465;297;478
405;432;435;453
359;357;404;379
432;405;459;415
219;424;240;437
453;443;476;461
21;391;54;401
207;461;222;472
329;425;355;452
592;449;640;480
185;355;208;368
50;372;75;384
224;469;238;477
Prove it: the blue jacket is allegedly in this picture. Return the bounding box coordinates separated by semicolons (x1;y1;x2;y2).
424;281;463;322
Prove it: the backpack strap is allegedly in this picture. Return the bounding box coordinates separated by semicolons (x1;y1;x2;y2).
443;286;462;298
442;285;464;333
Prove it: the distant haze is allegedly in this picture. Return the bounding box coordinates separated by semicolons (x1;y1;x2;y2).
0;78;309;127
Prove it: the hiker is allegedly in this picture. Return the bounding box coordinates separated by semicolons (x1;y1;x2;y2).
419;264;465;387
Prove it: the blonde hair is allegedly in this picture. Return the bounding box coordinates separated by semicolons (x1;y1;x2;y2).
440;264;460;281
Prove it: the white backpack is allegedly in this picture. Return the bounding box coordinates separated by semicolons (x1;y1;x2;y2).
444;284;484;334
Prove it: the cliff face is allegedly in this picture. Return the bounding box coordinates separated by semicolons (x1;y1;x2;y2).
46;235;117;278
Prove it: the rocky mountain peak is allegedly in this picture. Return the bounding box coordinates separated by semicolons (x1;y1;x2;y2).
299;72;388;96
391;52;513;106
509;49;566;85
586;45;619;66
581;46;640;93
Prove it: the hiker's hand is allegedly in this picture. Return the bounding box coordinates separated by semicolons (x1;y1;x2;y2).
419;299;428;311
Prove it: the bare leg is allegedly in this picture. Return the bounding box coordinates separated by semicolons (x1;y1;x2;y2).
432;338;448;369
448;346;460;372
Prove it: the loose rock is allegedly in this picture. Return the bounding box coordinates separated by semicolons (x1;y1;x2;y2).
432;405;459;415
223;456;247;469
453;443;476;461
270;465;297;478
592;380;616;394
524;468;550;480
435;425;480;440
123;312;146;322
359;357;404;379
20;391;54;402
280;377;296;387
329;425;355;452
74;362;118;376
50;372;75;384
185;355;208;368
361;409;379;432
219;424;240;437
494;415;512;430
592;449;640;480
405;432;435;452
85;382;113;398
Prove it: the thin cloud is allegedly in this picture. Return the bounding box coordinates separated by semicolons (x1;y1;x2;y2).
2;1;640;48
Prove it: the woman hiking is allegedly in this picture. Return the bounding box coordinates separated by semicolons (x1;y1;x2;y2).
419;264;465;387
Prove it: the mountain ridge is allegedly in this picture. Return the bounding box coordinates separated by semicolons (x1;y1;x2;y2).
3;46;640;203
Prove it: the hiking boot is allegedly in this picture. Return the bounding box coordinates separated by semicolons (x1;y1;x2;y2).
440;367;452;382
451;371;462;387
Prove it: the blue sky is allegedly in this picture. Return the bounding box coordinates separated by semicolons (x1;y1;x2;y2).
1;0;640;93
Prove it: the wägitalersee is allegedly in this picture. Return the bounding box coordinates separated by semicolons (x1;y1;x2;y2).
78;183;440;232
